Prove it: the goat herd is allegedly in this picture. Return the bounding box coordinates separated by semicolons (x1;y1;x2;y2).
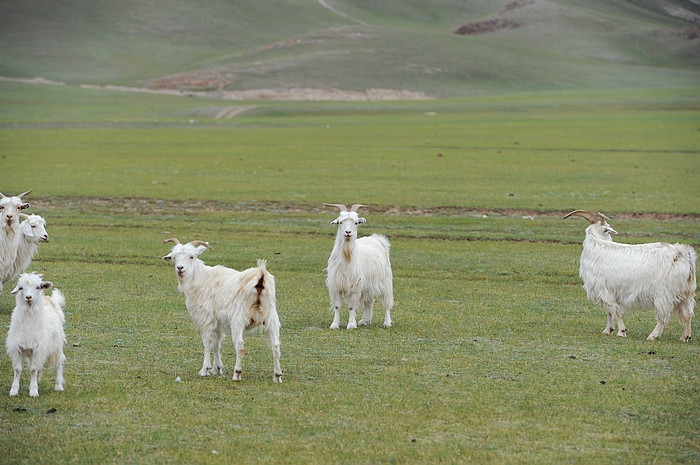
1;191;697;397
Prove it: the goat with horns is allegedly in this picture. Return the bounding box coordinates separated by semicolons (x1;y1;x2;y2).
565;210;696;342
324;203;394;330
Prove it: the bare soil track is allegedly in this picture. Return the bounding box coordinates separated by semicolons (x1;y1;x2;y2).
31;197;700;221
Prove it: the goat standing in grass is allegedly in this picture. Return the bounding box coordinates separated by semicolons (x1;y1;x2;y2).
565;210;696;341
3;213;49;288
6;273;66;397
0;190;32;294
325;203;394;330
162;238;282;383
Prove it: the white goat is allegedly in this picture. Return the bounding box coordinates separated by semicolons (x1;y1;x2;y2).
3;213;49;288
6;272;66;397
565;210;696;342
162;238;282;383
324;203;394;330
0;190;32;294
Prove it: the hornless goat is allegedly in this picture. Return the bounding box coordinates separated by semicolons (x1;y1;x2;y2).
325;203;394;329
162;238;282;383
565;210;696;342
6;273;66;397
3;213;49;288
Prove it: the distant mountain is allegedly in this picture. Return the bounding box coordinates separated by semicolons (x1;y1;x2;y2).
1;0;698;97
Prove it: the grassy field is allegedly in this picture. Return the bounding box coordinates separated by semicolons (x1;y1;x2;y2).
0;83;699;464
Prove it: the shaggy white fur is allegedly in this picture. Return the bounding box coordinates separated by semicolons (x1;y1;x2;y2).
6;272;66;397
163;239;282;383
0;190;32;294
324;204;394;330
566;210;696;342
3;213;49;288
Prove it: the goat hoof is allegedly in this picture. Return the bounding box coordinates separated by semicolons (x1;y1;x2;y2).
358;319;370;326
274;373;283;384
346;323;357;330
329;323;340;330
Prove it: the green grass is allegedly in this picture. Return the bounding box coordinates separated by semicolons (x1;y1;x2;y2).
0;84;699;464
1;83;699;214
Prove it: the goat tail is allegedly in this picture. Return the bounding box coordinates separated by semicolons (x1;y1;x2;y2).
371;233;391;253
254;259;270;296
688;246;697;291
249;259;275;303
50;289;66;310
240;259;277;328
46;288;66;325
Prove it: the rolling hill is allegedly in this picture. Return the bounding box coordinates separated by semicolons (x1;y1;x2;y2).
0;0;698;97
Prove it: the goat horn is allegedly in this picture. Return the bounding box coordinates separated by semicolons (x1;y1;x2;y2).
18;189;32;198
324;203;348;212
162;238;181;245
189;240;213;250
350;204;368;212
563;210;599;224
20;213;30;219
597;212;612;222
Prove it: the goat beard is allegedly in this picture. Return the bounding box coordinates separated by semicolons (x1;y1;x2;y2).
341;240;353;262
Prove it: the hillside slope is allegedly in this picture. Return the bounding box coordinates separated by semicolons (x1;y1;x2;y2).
0;0;698;97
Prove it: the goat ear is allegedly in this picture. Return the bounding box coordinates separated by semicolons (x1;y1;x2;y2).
20;202;31;210
604;226;618;235
331;219;340;225
10;283;20;294
162;254;172;261
357;217;366;224
20;221;34;237
41;281;53;290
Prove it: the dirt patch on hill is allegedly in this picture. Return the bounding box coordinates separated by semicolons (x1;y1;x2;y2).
455;18;520;35
85;82;432;101
2;75;432;102
142;76;432;101
455;0;534;35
